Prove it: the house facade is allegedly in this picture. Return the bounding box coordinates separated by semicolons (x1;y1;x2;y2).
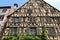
0;4;17;37
2;0;60;40
0;6;11;36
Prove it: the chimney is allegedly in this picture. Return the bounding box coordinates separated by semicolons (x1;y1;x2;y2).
7;3;18;16
14;3;18;9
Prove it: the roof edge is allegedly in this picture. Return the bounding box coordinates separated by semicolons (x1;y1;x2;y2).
0;6;11;9
44;1;60;12
7;1;29;17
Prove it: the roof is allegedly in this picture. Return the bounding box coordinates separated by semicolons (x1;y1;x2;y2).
7;1;29;17
0;6;11;9
8;0;60;17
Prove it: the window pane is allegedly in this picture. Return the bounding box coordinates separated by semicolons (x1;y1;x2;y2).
0;9;3;13
11;28;17;35
27;9;32;15
30;27;37;36
47;27;56;36
46;17;52;24
57;18;60;24
15;18;20;22
29;17;36;22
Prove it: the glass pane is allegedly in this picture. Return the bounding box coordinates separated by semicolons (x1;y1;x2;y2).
30;28;37;36
57;18;60;24
27;9;32;15
58;18;60;23
13;28;17;35
29;17;36;22
46;17;52;24
0;9;3;13
15;18;20;22
32;17;36;22
11;28;17;35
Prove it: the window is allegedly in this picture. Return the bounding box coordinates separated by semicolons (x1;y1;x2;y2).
27;9;32;14
14;17;20;22
30;27;37;36
57;18;60;24
0;9;7;13
50;8;55;14
46;17;52;24
45;9;49;15
47;27;56;36
11;27;17;36
2;9;7;13
29;17;36;22
0;9;3;13
0;15;4;21
58;18;60;23
31;17;36;22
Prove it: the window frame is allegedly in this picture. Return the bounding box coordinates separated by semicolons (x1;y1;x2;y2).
0;15;4;21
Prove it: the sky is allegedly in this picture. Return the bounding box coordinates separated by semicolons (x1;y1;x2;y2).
0;0;60;10
44;0;60;10
0;0;28;8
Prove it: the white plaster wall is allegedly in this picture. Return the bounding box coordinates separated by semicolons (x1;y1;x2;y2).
0;6;16;34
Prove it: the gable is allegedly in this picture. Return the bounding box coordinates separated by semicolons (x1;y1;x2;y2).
9;0;60;17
